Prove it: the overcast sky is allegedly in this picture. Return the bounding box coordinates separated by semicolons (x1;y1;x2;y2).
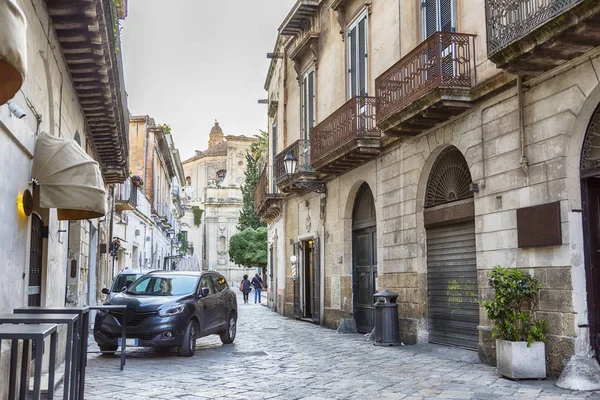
121;0;295;160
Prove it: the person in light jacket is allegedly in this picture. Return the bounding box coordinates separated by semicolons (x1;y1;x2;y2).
240;274;252;304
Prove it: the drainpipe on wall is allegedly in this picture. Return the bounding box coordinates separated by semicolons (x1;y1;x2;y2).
108;185;115;280
283;45;288;149
518;75;529;180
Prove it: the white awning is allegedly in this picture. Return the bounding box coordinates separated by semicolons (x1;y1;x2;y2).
32;133;107;220
0;0;27;104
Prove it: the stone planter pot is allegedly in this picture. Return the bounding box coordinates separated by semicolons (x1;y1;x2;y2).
496;339;546;379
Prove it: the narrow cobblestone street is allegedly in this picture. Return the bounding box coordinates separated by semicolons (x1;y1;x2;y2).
69;296;600;400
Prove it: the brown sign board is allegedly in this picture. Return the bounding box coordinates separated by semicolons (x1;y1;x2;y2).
517;201;562;247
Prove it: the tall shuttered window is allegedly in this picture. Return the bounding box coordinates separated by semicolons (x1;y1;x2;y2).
422;0;456;38
271;121;277;192
348;13;368;97
301;68;315;141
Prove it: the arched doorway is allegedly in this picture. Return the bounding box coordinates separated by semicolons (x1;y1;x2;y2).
424;146;478;350
580;103;600;362
352;183;377;333
28;213;44;306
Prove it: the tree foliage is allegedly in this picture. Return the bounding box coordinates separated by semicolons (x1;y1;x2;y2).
237;150;265;231
158;123;172;135
228;227;268;269
251;130;269;168
192;206;203;227
482;266;548;346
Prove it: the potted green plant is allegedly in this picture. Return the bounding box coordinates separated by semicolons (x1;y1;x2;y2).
482;266;549;379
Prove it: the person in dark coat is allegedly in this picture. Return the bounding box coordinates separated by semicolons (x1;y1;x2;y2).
240;274;252;304
251;273;264;304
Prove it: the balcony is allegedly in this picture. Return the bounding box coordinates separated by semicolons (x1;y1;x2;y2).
311;96;381;178
376;32;476;136
255;167;284;224
486;0;600;75
275;139;324;193
115;179;138;211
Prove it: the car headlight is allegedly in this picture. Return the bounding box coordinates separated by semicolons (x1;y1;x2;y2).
158;305;186;317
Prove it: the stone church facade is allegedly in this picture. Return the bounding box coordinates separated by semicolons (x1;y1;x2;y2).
182;122;256;284
256;0;600;376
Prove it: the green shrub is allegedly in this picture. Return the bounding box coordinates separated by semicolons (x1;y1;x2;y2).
482;266;548;346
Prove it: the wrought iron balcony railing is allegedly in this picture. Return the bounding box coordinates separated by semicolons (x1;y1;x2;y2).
376;32;475;126
310;96;380;170
486;0;582;56
275;139;313;184
255;166;270;212
255;166;284;223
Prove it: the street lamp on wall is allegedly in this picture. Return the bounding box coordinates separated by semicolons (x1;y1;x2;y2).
283;151;298;177
283;150;326;194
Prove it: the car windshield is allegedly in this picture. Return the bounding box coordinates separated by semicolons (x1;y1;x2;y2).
126;275;199;296
112;273;144;292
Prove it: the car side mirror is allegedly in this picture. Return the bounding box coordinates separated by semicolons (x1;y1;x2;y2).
121;286;128;292
102;288;110;295
200;287;210;297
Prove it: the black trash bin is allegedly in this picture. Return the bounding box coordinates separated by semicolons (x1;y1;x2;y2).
373;289;400;346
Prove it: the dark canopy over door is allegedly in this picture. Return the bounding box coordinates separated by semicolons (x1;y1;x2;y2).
353;184;377;333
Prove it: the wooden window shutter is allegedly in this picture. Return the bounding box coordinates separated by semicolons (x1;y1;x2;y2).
358;16;367;97
308;71;315;133
440;0;455;32
423;0;437;38
302;75;308;139
349;25;357;97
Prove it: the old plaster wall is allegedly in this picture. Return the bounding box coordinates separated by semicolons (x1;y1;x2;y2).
0;0;104;394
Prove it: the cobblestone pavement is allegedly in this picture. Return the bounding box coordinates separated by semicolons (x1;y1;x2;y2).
66;296;600;400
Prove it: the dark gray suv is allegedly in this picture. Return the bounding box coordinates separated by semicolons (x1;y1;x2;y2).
94;271;237;357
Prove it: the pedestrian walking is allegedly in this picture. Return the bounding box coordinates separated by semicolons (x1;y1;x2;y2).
240;274;252;304
251;273;264;304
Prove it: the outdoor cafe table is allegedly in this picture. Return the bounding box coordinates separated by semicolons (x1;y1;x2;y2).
0;313;78;400
0;323;58;400
15;305;128;400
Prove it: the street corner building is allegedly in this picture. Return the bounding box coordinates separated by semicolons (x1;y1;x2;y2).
257;0;600;377
0;0;129;396
181;122;257;284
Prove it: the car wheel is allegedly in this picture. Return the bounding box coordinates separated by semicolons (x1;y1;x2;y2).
178;320;198;357
99;345;118;355
220;312;237;344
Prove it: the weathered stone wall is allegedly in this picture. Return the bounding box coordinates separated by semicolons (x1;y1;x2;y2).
267;0;600;378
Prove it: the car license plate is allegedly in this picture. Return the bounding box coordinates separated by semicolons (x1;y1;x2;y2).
118;338;138;347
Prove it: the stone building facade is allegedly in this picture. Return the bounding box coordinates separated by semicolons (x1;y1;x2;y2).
124;116;185;272
257;0;600;376
182;122;256;284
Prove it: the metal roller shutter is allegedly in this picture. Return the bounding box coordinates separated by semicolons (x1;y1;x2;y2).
426;220;478;350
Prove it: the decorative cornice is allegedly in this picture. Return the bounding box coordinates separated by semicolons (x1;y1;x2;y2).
331;0;372;42
279;0;320;36
46;0;129;184
289;32;320;82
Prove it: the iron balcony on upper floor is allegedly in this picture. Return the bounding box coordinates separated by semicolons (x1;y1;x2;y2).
254;166;284;224
310;96;381;179
375;32;476;136
486;0;600;76
275;139;324;194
